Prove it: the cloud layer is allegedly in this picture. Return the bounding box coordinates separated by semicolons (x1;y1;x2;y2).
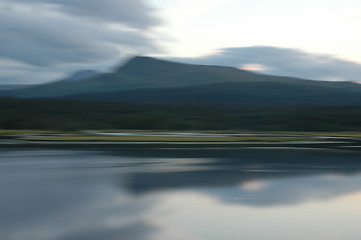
0;0;161;83
170;46;361;82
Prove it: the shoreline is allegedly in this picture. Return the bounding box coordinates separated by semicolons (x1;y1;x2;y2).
1;130;360;151
1;140;360;152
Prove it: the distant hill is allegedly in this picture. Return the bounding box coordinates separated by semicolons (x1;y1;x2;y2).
0;70;99;95
62;70;100;82
0;84;30;90
64;81;361;106
1;56;361;105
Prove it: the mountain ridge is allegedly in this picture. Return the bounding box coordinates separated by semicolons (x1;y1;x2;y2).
1;56;261;98
1;56;361;105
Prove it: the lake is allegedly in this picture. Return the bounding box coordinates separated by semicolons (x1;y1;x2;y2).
1;148;361;240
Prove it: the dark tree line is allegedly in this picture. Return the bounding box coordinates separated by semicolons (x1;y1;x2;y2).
1;97;360;131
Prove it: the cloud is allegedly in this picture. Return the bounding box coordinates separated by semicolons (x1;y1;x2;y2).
0;57;117;84
169;46;361;82
0;0;162;83
9;0;160;29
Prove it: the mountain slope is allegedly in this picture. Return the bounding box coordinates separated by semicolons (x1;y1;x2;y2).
0;84;30;90
63;70;100;82
63;81;361;106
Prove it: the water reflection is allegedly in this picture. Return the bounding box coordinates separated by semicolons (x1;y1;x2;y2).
123;148;361;206
0;178;157;240
0;148;360;240
202;173;361;206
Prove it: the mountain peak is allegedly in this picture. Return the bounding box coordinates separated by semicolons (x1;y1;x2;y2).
119;55;188;74
129;55;157;61
125;55;169;64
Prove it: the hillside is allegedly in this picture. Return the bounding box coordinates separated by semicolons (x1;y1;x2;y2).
2;56;361;102
62;70;100;82
0;84;30;90
64;81;361;105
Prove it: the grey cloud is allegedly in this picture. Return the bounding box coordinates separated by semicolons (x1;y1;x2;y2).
0;68;64;85
9;0;160;29
0;58;116;84
0;0;161;83
170;46;361;82
0;2;159;67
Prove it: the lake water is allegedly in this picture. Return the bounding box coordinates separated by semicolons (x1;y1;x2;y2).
1;148;361;240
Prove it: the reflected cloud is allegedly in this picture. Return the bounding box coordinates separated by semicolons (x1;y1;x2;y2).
205;173;361;207
0;176;156;240
240;180;267;191
57;221;156;240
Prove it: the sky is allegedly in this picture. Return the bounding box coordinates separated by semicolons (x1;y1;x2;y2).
1;0;361;84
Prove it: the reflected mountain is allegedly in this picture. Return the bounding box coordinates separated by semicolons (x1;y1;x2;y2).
121;148;361;206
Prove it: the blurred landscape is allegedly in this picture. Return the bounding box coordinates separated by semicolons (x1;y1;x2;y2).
1;56;360;132
2;1;361;239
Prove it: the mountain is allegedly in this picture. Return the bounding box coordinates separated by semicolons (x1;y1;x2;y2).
1;56;361;105
64;81;361;105
0;56;260;98
62;70;99;82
